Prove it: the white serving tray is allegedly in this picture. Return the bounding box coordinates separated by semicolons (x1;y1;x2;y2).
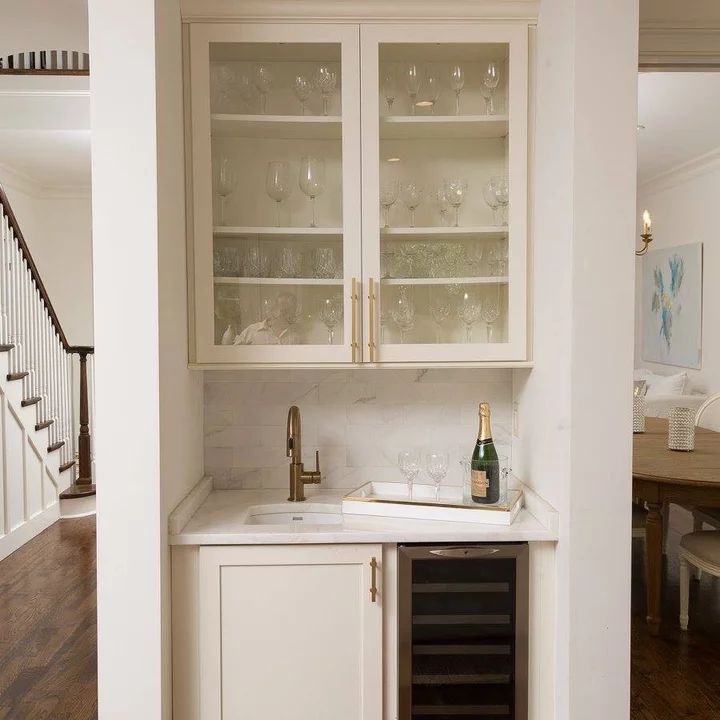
342;482;523;525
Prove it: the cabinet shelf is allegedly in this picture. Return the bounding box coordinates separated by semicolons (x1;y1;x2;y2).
214;226;343;238
380;115;508;139
212;113;343;139
214;277;342;286
381;277;508;286
381;226;507;239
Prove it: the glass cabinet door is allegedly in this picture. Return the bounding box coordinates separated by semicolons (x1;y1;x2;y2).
189;24;361;364
361;25;528;363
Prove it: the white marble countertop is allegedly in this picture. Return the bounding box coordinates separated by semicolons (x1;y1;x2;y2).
169;484;558;545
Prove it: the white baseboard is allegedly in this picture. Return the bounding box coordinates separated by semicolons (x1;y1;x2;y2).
60;494;96;518
0;504;60;562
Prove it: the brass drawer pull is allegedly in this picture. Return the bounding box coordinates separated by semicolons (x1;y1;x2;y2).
370;557;378;602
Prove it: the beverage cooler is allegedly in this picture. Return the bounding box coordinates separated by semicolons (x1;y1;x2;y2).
398;544;529;720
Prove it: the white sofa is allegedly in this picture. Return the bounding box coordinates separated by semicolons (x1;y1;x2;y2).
634;368;707;419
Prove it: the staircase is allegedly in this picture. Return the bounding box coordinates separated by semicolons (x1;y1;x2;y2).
0;185;94;561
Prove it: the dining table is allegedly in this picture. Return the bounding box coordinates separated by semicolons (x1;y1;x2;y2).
633;416;720;635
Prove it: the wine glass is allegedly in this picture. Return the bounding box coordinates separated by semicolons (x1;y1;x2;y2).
277;246;303;278
236;74;255;111
253;64;273;114
215;156;237;226
449;64;465;115
299;156;326;228
429;287;452;342
390;287;415;343
426;450;449;501
483;180;501;226
398;449;420;499
490;175;509;225
212;64;236;111
315;65;337;116
436;186;451;227
382;67;397;113
380;178;400;228
313;247;337;279
481;296;501;342
319;297;343;344
443;178;468;227
401;183;424;228
424;67;441;115
265;161;292;227
458;291;482;342
482;61;500;115
404;63;422;115
293;74;314;115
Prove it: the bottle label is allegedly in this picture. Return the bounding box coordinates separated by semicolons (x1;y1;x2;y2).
471;469;488;498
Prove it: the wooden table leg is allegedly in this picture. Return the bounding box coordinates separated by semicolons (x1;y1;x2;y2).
645;502;664;635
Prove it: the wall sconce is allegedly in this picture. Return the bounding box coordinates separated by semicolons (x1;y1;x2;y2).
636;209;653;256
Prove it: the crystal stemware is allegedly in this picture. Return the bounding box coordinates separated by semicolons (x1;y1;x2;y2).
426;450;449;501
319;297;343;344
390;286;415;343
293;74;314;115
253;64;273;114
424;67;441;115
482;61;500;115
313;247;337;279
237;74;255;111
483;180;501;226
299;156;326;228
215;156;237;227
481;296;501;342
265;161;292;227
380;178;400;228
382;67;397;113
436;186;451;227
443;178;468;227
401;183;424;228
398;449;420;499
458;291;482;342
277;246;303;278
315;65;337;116
490;175;509;226
429;287;452;342
449;64;465;115
245;246;271;278
487;240;508;277
213;64;236;112
404;63;422;115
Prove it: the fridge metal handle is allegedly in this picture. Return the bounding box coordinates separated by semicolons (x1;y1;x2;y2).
429;547;501;558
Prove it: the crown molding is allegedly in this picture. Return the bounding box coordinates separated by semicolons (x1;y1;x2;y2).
180;0;539;23
639;146;720;195
639;24;720;69
0;162;90;199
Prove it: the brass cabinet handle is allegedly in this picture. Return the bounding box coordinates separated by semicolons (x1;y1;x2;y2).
351;277;359;363
370;557;378;602
368;277;376;363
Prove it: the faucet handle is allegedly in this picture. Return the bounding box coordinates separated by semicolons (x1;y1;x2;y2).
314;449;320;473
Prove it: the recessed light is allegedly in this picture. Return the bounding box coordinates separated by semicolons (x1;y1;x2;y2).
386;157;401;163
415;100;434;108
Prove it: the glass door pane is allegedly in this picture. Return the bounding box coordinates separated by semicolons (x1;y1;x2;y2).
191;25;360;363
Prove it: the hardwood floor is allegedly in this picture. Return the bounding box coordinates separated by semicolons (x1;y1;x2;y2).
0;517;97;720
632;522;720;720
0;514;718;719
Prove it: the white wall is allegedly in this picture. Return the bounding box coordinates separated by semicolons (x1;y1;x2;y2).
636;156;720;427
0;172;93;345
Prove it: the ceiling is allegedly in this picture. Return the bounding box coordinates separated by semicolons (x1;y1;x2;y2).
637;72;720;184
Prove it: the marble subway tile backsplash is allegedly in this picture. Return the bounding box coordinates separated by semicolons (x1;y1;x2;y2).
204;369;513;490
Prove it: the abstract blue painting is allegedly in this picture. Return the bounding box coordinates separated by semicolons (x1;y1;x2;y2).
642;243;703;369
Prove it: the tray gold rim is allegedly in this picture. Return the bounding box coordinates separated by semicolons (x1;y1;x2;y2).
343;483;523;513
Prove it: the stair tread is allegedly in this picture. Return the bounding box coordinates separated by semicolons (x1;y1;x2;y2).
59;460;76;473
7;371;29;381
47;441;65;453
21;396;41;407
0;344;13;352
35;419;54;431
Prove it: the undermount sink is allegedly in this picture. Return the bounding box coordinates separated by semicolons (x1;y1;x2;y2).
245;503;342;526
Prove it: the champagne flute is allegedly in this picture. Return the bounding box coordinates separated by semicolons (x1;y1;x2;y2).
299;156;326;228
215;156;237;226
398;449;420;499
380;178;400;228
424;67;441;115
426;450;449;501
481;296;501;342
401;182;424;228
253;64;273;114
265;161;292;227
458;291;482;342
443;178;468;227
390;286;415;343
319;297;343;344
482;61;500;115
382;67;397;113
315;65;337;116
293;74;314;115
449;64;465;115
404;63;422;115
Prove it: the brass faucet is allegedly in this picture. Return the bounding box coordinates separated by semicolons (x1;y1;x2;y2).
286;405;321;501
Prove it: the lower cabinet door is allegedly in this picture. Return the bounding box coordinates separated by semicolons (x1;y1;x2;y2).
198;544;383;720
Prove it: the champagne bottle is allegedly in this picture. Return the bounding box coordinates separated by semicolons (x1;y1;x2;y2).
471;402;499;504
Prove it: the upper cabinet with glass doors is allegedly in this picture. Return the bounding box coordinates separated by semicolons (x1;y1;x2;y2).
187;22;528;365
